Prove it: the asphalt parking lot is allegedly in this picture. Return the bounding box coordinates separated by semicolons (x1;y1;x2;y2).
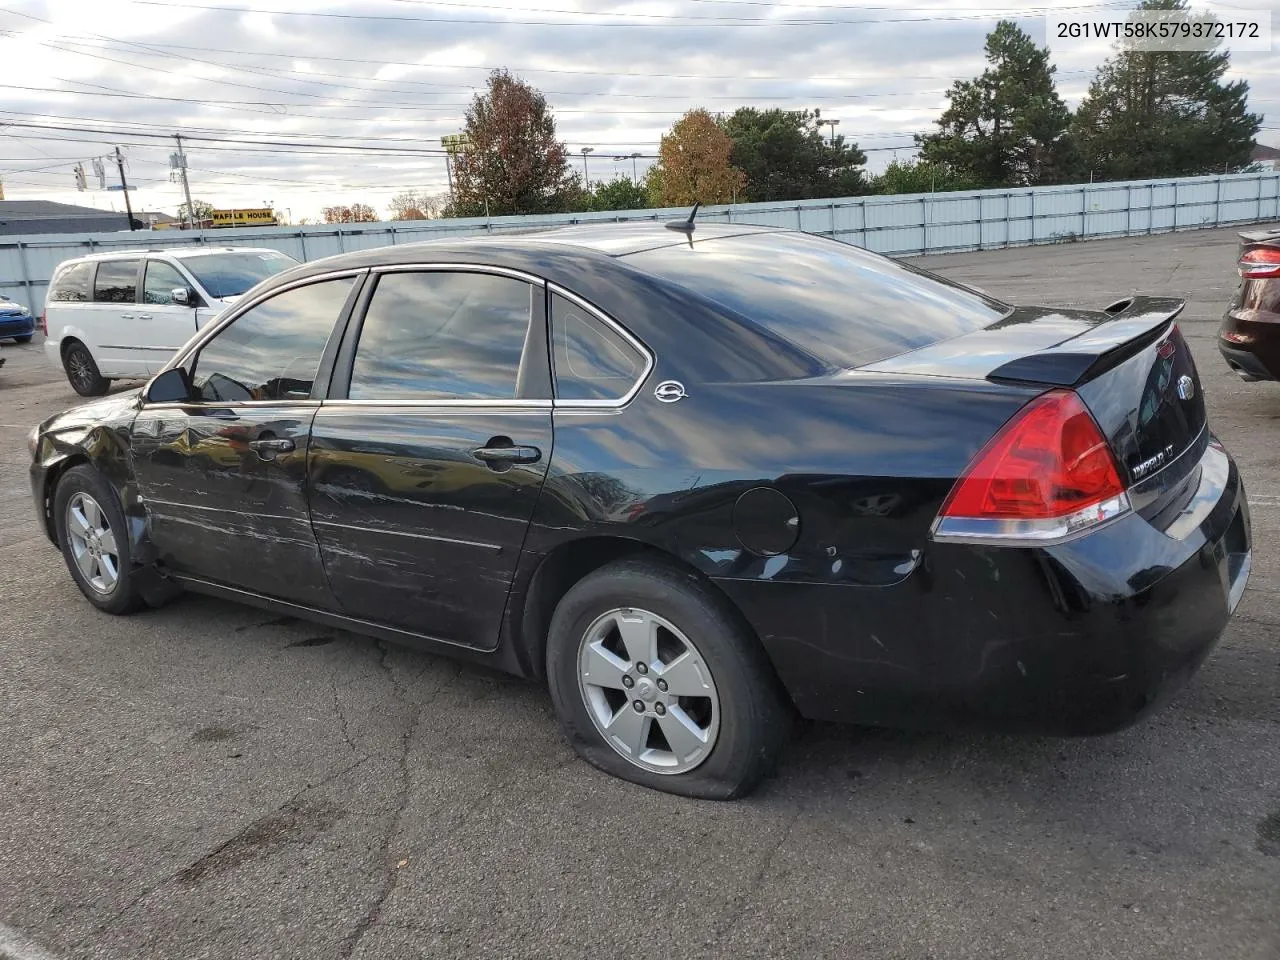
1;226;1277;960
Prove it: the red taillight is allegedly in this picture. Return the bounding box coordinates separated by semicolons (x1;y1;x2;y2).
1239;247;1280;279
933;390;1130;545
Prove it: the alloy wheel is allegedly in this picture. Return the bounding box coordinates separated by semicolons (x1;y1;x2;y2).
68;352;94;391
66;492;120;594
577;607;720;775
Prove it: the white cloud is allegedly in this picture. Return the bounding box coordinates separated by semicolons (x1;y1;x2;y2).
0;0;1273;220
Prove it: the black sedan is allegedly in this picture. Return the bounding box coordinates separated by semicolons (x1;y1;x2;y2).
29;221;1251;799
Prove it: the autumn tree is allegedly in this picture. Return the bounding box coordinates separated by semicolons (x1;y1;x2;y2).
322;203;378;223
388;190;446;220
721;108;866;201
650;109;746;207
917;20;1073;186
177;198;215;224
449;69;578;217
1071;0;1261;179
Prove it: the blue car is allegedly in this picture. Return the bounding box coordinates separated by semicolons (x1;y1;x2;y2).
0;295;35;342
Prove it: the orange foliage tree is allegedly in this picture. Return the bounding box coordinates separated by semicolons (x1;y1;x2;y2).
650;109;747;207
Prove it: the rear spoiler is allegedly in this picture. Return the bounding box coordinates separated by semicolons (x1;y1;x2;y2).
988;296;1185;387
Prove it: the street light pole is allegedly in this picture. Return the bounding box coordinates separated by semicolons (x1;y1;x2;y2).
581;146;594;189
821;118;840;146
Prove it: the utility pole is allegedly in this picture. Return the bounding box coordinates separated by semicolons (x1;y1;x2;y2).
173;134;195;229
114;146;136;231
581;146;594;189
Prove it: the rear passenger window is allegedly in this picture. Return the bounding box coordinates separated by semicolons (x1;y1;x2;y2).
48;261;95;302
93;260;140;303
190;277;354;403
349;271;535;401
551;292;646;401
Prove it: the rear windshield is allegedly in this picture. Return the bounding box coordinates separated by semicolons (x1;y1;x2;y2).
181;250;298;299
624;231;1010;368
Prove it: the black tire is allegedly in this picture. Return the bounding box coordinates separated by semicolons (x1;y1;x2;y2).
546;558;790;799
14;334;33;344
53;465;146;615
63;341;109;397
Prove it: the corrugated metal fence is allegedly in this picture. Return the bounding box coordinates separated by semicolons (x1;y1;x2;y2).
3;170;1277;313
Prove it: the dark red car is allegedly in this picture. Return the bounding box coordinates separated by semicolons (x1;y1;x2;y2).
1219;226;1280;380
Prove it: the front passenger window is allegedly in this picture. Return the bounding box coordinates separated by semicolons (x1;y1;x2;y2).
144;261;190;305
190;277;355;402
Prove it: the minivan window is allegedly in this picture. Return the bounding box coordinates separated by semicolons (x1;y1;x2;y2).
349;271;534;401
47;261;95;302
550;293;646;401
624;232;1011;368
93;259;140;304
181;251;298;299
189;277;354;403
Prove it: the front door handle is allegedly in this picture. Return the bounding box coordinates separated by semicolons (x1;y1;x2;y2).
249;437;296;460
137;314;153;320
472;445;541;466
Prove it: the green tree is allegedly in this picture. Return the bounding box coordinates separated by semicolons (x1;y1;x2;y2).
721;108;867;201
449;69;578;217
917;20;1073;186
177;198;215;224
869;159;980;195
650;109;747;207
1071;0;1261;180
583;177;651;212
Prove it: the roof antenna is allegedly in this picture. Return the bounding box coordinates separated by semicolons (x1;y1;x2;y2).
664;201;700;232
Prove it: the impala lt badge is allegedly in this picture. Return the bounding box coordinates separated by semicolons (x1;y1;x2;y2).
654;380;686;403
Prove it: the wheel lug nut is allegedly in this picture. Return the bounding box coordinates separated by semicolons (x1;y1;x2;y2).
635;662;648;675
656;679;668;692
622;676;634;688
655;703;666;716
633;700;645;713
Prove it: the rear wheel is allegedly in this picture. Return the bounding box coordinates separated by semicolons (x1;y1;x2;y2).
546;559;790;799
53;466;145;615
63;342;109;397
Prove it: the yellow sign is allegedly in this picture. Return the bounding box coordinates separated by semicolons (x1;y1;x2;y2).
210;208;277;227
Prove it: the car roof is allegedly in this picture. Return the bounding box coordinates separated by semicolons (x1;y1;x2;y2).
63;246;286;263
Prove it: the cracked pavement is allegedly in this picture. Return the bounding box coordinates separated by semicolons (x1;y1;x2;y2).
1;227;1278;959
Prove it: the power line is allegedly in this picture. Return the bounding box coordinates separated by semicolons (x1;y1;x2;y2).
125;0;1136;28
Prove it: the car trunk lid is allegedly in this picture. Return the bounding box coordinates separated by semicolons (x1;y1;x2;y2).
864;297;1207;491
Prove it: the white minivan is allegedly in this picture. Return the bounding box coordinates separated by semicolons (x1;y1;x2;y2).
43;247;299;396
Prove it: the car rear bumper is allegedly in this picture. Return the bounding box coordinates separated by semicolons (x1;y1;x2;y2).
0;314;34;338
1219;309;1280;380
715;439;1250;735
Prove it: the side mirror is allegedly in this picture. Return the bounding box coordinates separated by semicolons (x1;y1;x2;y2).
145;367;192;404
171;287;192;306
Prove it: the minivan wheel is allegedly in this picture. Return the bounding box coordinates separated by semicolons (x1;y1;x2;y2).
546;559;790;799
53;466;145;615
63;342;109;397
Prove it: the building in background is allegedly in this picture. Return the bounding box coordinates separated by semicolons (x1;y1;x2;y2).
0;201;131;236
1251;144;1280;172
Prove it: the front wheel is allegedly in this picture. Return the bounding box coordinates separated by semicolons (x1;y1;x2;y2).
63;342;109;397
53;466;146;615
546;559;790;799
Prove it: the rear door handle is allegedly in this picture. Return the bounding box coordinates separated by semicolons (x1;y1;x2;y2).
249;437;296;460
472;445;541;466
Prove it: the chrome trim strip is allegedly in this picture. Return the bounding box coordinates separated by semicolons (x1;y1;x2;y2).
371;262;547;287
138;400;324;411
312;519;502;552
315;399;551;411
547;281;655;410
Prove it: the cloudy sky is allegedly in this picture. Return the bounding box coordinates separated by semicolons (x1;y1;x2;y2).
0;0;1275;221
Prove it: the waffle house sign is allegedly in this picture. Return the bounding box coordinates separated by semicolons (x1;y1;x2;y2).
210;208;277;228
